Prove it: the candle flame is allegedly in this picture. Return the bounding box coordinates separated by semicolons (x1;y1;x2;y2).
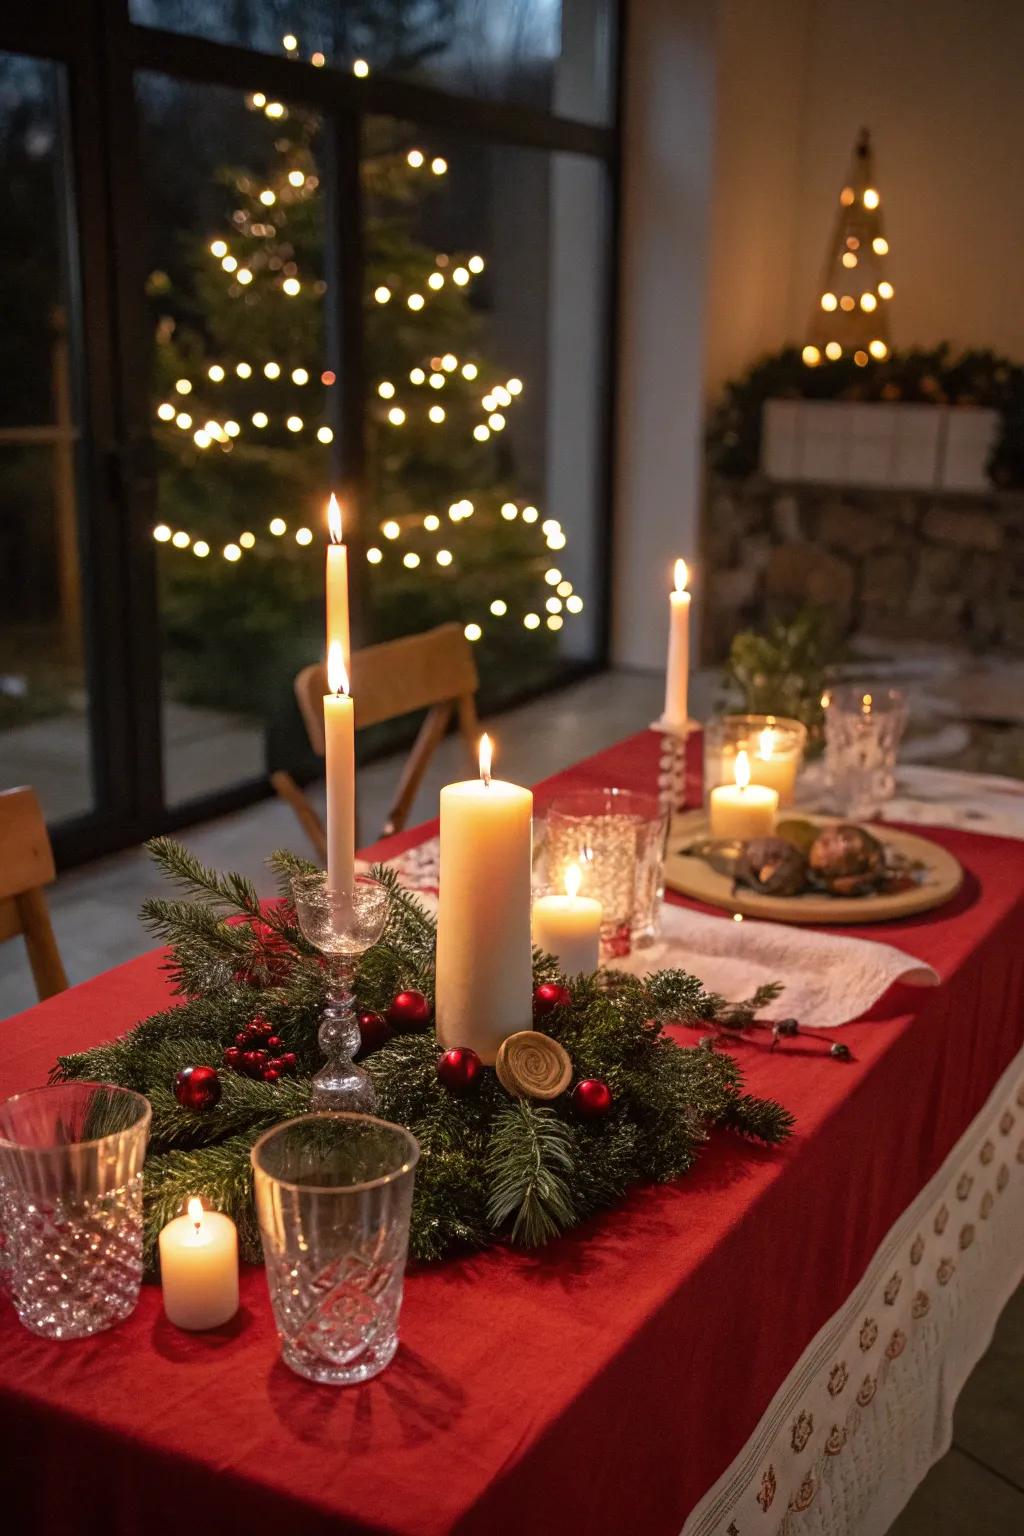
758;726;776;760
735;749;751;791
673;558;689;595
479;732;492;786
564;862;582;900
327;640;349;697
327;492;343;544
187;1197;204;1231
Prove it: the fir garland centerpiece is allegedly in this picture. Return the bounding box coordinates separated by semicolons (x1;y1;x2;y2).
54;839;794;1266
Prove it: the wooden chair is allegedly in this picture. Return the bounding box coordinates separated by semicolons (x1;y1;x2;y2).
271;621;481;858
0;786;68;1002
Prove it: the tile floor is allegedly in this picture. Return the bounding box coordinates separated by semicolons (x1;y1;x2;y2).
0;663;1020;1529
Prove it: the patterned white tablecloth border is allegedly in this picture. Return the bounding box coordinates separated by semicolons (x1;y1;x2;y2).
681;1045;1024;1536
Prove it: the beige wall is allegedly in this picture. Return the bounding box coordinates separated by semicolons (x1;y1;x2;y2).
705;0;1024;396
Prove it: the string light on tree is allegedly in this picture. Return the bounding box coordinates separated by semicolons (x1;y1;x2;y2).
805;128;892;365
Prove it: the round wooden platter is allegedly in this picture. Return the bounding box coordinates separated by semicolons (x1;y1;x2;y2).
664;812;963;925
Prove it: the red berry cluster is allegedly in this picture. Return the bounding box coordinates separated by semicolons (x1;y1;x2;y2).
223;1014;297;1083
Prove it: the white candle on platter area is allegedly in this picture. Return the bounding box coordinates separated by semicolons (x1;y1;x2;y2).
324;641;356;896
436;733;533;1064
159;1198;239;1331
709;749;778;840
326;493;351;679
532;861;602;978
663;558;691;730
750;725;799;807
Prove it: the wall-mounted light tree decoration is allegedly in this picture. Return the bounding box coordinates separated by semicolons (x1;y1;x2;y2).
803;128;893;369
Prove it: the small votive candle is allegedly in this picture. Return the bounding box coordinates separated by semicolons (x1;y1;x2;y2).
159;1198;239;1331
532;862;602;976
709;750;778;840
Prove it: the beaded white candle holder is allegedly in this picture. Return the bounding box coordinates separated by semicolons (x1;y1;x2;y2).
652;716;699;818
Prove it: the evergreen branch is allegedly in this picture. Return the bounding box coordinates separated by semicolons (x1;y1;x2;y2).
486;1101;577;1246
145;1135;261;1265
718;1091;795;1143
146;837;262;917
268;847;320;901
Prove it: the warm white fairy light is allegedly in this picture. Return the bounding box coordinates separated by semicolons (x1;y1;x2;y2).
523;613;540;630
157;402;175;420
436;548;453;565
424;513;440;531
863;188;879;209
826;341;842;360
545;596;562;614
860;292;877;311
407;293;425;310
506;378;522;395
239;531;255;549
175;379;192;395
429;373;445;389
468;256;484;273
878;280;894;300
225;420;240;437
259;189;276;206
410;367;426;384
252;411;268;428
428;273;444;290
288;170;305;187
374;286;391;304
407;149;424;168
821;292;838;312
378;380;396;399
547;614;563;632
282;33;298;50
429;405;446;423
522;506;538;524
387;406;406;425
264;362;280;379
251;93;266;109
841;252;857;269
873;236;889;255
210;239;228;258
869;339;888;359
492;386;511;407
490;598;507;615
236;269;253;285
222;255;238;273
292;367;309;384
488;413;505;430
194;430;211;449
283;278;301;296
317;425;334;443
544;568;561;585
500;502;517;520
541;518;560;535
296;527;313;545
482;394;496;410
431;157;447;175
556;580;572;597
546;531;567;550
473;425;490;442
153;524;171;542
223;542;242;563
208;364;225;382
352;59;369;77
452;267;469;286
464;622;482;641
236;362;252;378
441;354;457;371
286;415;303;432
802;345;821;367
269;517;287;535
382;520;400;539
175;412;192;430
566;595;583;613
462;362;478;380
311;51;325;67
403;552;420;568
194;540;209;557
265;102;285;119
367;546;382;563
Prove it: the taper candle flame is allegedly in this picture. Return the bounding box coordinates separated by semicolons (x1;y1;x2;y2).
735;749;751;791
327;640;349;697
564;862;582;901
187;1197;203;1233
479;732;492;786
674;558;689;594
327;492;343;544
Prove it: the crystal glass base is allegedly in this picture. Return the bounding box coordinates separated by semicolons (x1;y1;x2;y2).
282;1328;398;1385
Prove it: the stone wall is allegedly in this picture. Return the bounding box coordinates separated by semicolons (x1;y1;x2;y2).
701;477;1024;658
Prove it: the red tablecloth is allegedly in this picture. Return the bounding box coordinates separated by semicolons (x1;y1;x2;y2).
2;732;1023;1536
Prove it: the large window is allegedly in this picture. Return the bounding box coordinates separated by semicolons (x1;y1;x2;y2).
0;3;618;862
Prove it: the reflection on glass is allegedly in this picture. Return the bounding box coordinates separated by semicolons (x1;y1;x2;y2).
128;0;615;124
0;53;93;825
137;74;329;805
362;119;608;704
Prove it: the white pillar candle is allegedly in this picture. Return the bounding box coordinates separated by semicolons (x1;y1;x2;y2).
159;1198;239;1331
326;493;351;679
324;641;355;896
751;726;800;808
436;734;533;1064
709;749;778;840
532;862;601;977
663;558;691;729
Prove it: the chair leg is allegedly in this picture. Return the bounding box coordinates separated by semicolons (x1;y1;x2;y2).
270;770;327;863
16;888;68;1001
384;702;453;835
456;691;481;770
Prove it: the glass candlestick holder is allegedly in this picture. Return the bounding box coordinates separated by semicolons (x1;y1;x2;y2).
290;873;390;1113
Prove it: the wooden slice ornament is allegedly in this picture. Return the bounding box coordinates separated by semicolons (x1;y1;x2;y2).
495;1031;572;1101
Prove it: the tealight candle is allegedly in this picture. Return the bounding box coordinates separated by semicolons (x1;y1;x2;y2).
532;862;602;977
749;726;800;807
709;750;778;840
159;1198;239;1331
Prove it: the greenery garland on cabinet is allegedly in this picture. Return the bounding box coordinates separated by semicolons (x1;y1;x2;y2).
54;840;793;1267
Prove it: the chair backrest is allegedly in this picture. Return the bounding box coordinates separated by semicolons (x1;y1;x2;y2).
0;785;68;1001
294;622;480;756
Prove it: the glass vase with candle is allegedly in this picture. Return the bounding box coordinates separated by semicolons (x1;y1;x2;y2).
253;1112;419;1385
0;1082;151;1339
544;789;668;954
290;873;390;1113
704;714;807;809
823;685;906;819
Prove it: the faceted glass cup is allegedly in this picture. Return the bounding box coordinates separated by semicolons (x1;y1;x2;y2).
0;1082;151;1339
252;1113;420;1386
544;788;669;953
823;685;906;820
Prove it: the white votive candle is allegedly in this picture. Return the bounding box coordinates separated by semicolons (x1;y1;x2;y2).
436;733;533;1064
159;1198;239;1331
751;726;799;808
532;862;602;977
709;749;778;840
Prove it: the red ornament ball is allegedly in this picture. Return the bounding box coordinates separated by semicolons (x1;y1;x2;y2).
571;1078;613;1119
533;981;572;1017
357;1010;393;1057
241;1049;268;1077
223;1046;241;1071
174;1065;222;1112
437;1047;482;1094
262;1067;281;1084
387;990;432;1031
278;1052;297;1073
265;1035;284;1051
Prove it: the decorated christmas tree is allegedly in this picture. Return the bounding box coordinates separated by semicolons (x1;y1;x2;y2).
803;129;894;369
149;66;583;724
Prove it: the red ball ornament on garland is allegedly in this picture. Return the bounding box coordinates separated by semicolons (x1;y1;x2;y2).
263;1067;281;1084
533;981;571;1017
437;1047;482;1094
174;1065;222;1112
357;1010;393;1057
241;1049;269;1077
278;1052;298;1073
387;989;432;1031
223;1046;241;1071
571;1078;613;1120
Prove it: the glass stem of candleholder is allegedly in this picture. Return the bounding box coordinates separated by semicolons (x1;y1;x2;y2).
310;958;378;1113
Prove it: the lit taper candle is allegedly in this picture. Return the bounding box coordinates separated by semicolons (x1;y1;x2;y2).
326;493;350;679
436;734;533;1064
324;641;355;896
663;558;691;730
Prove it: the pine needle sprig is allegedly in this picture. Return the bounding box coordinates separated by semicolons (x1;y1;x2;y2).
486;1101;577;1246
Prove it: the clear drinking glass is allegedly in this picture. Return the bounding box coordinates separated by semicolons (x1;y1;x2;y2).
290;872;390;1113
252;1113;420;1386
544;788;669;953
823;685;906;819
0;1083;151;1339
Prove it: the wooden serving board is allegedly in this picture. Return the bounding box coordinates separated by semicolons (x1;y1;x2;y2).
664;813;963;925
